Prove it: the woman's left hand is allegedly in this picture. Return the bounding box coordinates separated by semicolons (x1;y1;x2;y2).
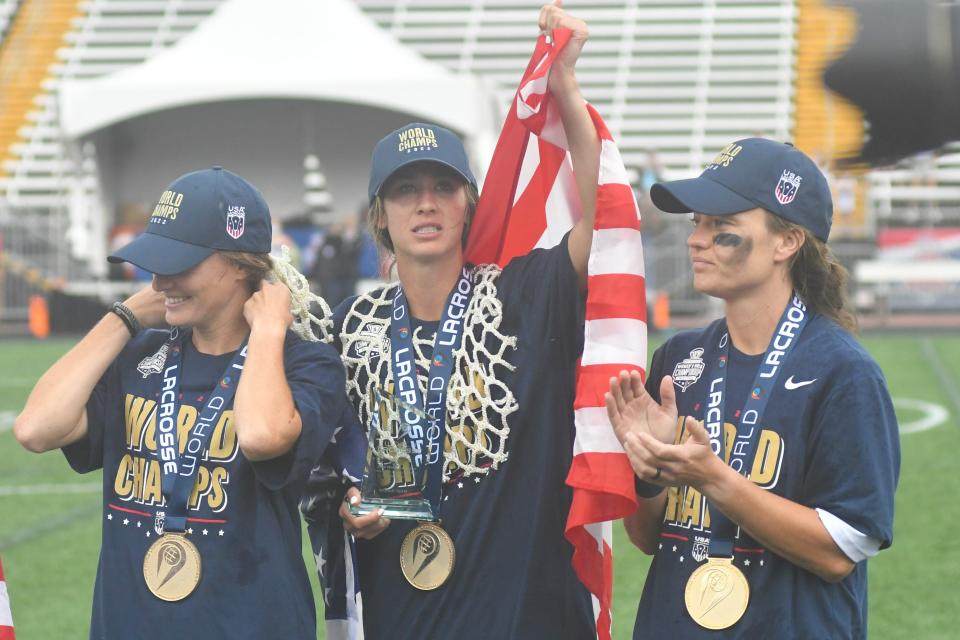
539;1;589;85
623;418;729;493
243;281;293;335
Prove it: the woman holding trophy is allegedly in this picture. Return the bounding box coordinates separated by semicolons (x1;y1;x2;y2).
304;4;605;637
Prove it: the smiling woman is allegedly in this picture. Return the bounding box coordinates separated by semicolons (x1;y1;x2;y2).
12;167;355;639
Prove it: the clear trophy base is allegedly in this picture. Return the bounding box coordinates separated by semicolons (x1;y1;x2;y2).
350;497;436;522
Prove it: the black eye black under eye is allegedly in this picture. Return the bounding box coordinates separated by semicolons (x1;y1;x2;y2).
713;232;743;247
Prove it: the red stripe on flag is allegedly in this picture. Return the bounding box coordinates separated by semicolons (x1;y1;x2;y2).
567;525;614;640
594;184;640;230
566;452;638;503
585;274;647;322
575;363;646;410
586;103;613;142
498;140;566;263
464;115;529;265
0;556;15;640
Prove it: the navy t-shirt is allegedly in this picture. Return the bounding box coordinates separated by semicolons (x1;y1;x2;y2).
634;315;900;639
63;329;347;640
328;236;595;640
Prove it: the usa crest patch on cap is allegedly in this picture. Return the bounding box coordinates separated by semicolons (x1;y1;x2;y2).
226;205;246;239
775;170;803;205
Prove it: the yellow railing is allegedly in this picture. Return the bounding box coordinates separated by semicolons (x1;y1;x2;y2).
0;0;83;175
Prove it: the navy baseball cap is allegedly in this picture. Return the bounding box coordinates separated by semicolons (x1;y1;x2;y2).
109;166;272;276
650;138;833;241
368;122;477;204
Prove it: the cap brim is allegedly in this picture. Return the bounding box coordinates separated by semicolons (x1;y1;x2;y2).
108;232;213;276
651;176;758;216
371;158;476;202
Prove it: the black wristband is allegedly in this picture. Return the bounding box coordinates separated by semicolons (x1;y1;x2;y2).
635;475;666;499
110;301;141;338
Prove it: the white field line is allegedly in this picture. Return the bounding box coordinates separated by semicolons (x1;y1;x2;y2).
0;482;100;496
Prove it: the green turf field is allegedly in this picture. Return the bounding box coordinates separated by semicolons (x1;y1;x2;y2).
1;333;957;638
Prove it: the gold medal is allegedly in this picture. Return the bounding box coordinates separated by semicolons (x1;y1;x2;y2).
400;522;455;590
684;557;750;630
143;533;202;601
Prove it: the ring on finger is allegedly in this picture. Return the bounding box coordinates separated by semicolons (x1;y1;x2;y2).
653;467;662;480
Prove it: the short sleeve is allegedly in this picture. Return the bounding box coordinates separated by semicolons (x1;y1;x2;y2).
61;362;118;473
496;232;585;363
802;357;900;549
250;334;349;491
645;344;668;402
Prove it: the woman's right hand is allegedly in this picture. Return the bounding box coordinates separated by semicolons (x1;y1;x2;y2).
605;371;680;446
339;487;391;539
123;285;168;329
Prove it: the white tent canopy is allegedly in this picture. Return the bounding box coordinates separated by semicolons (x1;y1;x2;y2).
59;0;495;139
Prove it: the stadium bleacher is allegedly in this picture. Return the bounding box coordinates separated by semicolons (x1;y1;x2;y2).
0;0;957;324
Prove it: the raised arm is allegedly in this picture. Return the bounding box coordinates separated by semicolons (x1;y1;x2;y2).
14;286;166;452
539;1;600;290
234;281;303;461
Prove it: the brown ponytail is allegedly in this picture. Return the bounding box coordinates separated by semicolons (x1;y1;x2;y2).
766;214;859;333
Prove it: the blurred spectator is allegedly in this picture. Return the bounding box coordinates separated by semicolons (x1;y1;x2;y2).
634;149;666;236
108;203;150;282
272;223;303;271
309;214;362;306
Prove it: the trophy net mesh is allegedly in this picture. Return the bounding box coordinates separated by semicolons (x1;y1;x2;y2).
270;246;334;344
340;265;519;481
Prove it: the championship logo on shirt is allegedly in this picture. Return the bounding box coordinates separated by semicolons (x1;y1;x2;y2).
672;348;706;392
154;510;166;536
226;205;246;239
775;170;802;205
351;321;388;359
692;535;710;563
137;343;170;378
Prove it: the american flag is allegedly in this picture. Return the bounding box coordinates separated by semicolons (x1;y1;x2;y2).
465;29;646;640
0;556;15;640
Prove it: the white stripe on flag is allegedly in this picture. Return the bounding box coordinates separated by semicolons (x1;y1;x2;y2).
581;318;648;368
0;581;12;626
513;134;541;207
517;76;549;118
589;228;645;277
539;99;568;149
544;159;580;228
343;530;363;639
574;407;626;454
598;140;632;186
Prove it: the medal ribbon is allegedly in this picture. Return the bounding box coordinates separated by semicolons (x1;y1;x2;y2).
156;328;248;532
704;294;809;557
389;267;474;514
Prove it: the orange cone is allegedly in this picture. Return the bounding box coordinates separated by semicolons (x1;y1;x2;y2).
652;291;670;331
28;295;50;339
